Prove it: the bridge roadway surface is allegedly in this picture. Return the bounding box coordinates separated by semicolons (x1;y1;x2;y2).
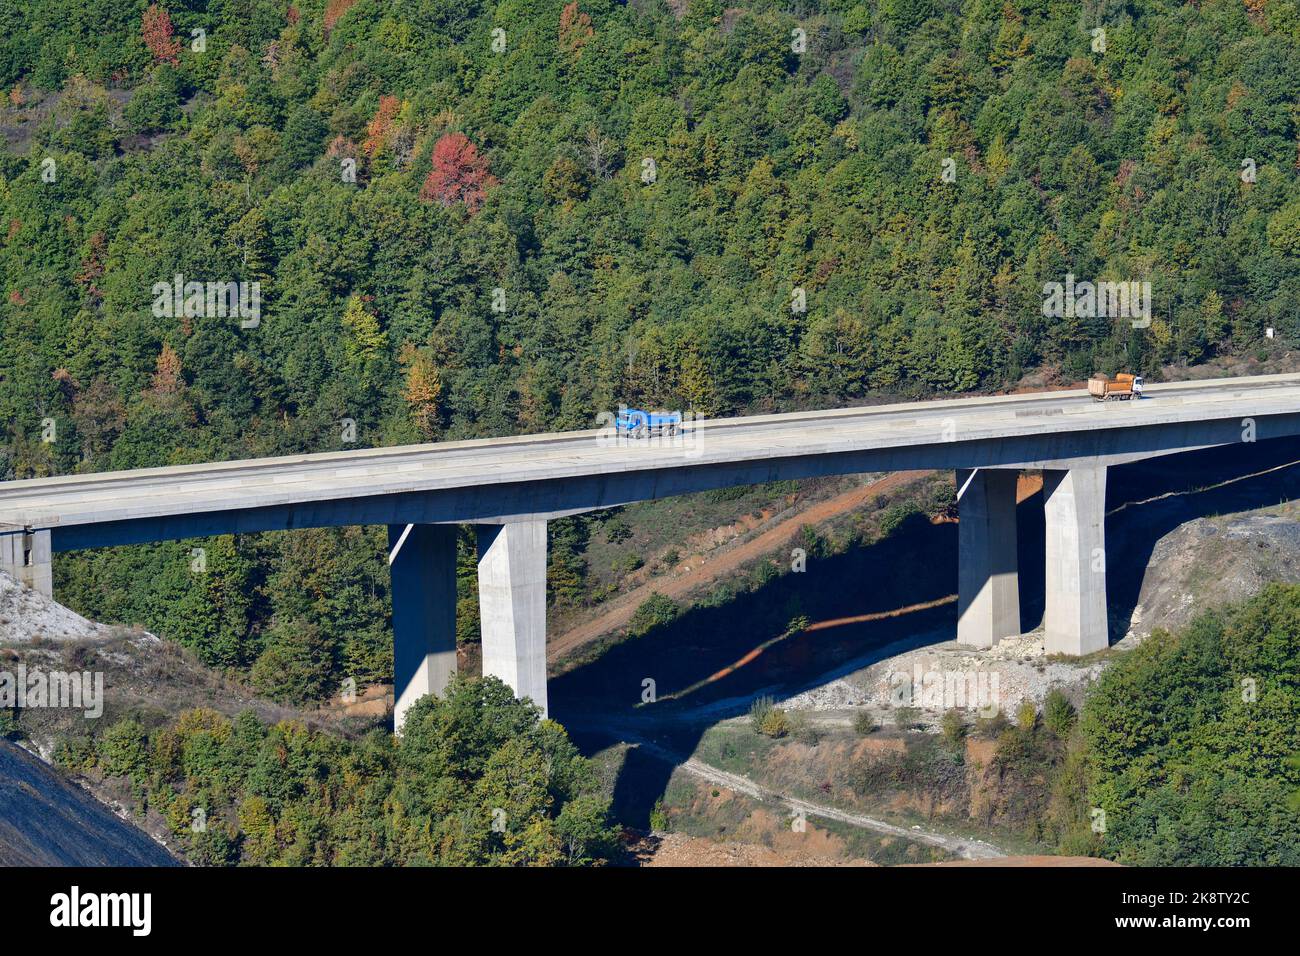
4;371;1300;726
1;372;1299;548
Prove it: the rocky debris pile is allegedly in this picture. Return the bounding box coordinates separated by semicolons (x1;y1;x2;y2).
0;570;112;643
1124;508;1300;640
779;628;1106;729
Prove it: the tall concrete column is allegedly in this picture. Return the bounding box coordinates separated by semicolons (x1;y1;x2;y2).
476;520;548;716
1043;466;1109;656
0;529;52;598
956;469;1020;648
388;523;458;733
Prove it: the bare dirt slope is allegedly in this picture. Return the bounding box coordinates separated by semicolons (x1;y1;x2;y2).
631;831;877;866
0;571;340;754
1123;505;1300;639
633;834;1116;866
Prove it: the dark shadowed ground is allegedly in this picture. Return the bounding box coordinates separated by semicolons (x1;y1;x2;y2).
0;740;178;866
556;435;1300;827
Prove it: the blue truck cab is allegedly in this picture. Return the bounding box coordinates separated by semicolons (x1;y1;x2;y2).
615;407;683;438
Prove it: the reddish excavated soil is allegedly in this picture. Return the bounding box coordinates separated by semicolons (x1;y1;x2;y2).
629;831;878;867
630;833;1116;867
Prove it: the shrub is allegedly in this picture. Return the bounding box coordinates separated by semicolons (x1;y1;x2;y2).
974;710;1011;738
250;619;334;705
790;713;821;746
649;798;669;832
1043;689;1077;738
798;524;826;559
893;705;921;730
123;65;181;133
749;696;789;738
853;710;878;736
627;593;679;638
612;552;644;576
878;503;921;537
1015;700;1038;732
847;737;967;804
90;676;617;866
1073;586;1300;864
98;718;150;781
189;823;239;866
941;709;967;748
54;735;95;772
760;708;791;739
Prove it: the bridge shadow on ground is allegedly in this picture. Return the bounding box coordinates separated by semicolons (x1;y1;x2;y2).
554;508;1011;827
1104;436;1300;639
555;436;1300;829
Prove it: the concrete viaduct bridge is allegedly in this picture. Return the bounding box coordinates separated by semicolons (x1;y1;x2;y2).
3;373;1299;729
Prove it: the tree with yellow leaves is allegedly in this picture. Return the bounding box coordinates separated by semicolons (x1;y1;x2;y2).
341;294;386;388
152;341;183;396
399;342;442;439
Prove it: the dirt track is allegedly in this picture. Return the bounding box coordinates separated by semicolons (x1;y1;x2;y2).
602;727;1006;861
549;470;934;664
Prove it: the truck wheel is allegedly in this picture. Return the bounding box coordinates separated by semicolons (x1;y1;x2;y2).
667;423;679;436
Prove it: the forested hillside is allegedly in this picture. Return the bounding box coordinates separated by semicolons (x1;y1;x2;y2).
3;0;1298;695
1067;584;1300;864
56;676;618;865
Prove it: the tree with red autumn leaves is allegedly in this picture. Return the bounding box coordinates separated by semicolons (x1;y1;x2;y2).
142;4;182;66
323;0;359;36
559;2;594;57
363;95;401;158
418;132;497;214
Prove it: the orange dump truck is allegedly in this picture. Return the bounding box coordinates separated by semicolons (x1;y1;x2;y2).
1088;373;1144;401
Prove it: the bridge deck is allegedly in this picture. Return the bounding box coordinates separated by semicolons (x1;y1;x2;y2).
1;373;1298;532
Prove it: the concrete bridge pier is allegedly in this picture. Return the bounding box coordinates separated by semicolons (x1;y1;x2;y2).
476;520;548;717
0;529;52;598
956;468;1021;648
1043;466;1109;656
388;523;458;732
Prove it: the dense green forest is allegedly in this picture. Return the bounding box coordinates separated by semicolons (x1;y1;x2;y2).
58;675;618;865
1053;584;1300;864
3;0;1299;694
